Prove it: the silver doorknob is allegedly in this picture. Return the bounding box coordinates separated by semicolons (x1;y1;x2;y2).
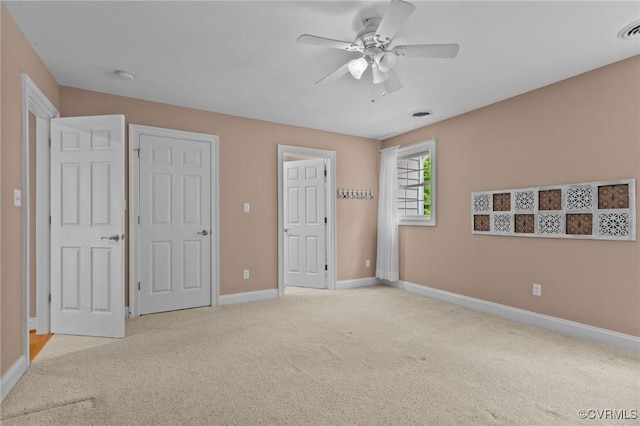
197;230;209;236
284;228;289;233
101;234;120;242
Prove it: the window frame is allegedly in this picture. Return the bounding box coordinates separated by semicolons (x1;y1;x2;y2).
396;138;436;227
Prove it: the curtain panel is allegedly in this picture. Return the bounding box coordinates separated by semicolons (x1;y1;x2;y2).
376;146;399;282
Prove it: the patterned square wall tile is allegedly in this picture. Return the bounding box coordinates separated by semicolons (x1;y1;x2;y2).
473;193;491;213
493;214;513;233
515;214;535;233
598;184;629;209
493;193;511;211
474;215;490;232
566;186;593;211
514;191;535;211
566;213;593;235
597;212;630;237
539;189;562;210
537;213;563;235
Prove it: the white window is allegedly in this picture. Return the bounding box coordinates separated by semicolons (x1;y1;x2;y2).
397;138;436;226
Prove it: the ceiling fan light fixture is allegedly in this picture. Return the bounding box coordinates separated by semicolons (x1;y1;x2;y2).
348;57;368;80
374;52;396;73
372;66;388;84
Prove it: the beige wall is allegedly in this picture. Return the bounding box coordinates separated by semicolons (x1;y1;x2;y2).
1;5;59;374
383;56;640;336
58;87;380;297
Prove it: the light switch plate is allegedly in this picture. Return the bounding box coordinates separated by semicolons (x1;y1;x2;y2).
243;202;250;213
13;189;22;207
532;283;542;297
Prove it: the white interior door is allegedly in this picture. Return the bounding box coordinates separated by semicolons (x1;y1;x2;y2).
50;115;125;338
283;158;327;289
137;132;211;315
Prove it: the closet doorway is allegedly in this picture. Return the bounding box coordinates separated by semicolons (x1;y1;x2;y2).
277;145;336;296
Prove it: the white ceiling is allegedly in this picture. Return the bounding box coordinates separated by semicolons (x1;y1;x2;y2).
5;1;640;140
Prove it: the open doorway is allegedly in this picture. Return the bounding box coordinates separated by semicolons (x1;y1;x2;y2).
21;74;59;363
27;110;51;360
277;145;336;297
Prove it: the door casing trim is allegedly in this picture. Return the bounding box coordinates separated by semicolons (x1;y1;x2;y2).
128;124;219;317
277;145;337;296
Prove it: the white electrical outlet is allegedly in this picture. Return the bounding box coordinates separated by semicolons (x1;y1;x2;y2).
365;259;370;268
243;269;250;280
243;202;250;213
532;283;542;297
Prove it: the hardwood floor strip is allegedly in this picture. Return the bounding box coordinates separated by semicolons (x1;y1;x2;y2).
29;330;52;361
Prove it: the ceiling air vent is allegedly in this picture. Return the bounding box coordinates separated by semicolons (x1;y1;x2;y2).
412;110;432;118
618;20;640;39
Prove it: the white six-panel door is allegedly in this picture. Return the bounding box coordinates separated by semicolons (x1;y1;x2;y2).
50;115;125;338
137;132;212;315
283;158;326;289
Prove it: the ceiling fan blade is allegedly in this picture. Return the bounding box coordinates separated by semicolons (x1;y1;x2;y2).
315;62;351;85
297;34;359;51
375;0;416;44
393;43;460;58
383;69;403;93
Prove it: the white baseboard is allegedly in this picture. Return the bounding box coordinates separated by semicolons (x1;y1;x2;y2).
399;280;640;351
219;289;278;305
28;317;37;331
336;277;380;289
1;355;28;402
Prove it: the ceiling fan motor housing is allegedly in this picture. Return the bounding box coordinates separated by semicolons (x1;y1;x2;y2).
356;17;388;51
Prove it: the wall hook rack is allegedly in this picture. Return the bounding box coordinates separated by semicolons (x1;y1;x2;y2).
338;189;374;200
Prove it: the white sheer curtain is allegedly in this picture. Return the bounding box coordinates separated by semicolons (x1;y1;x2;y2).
376;146;399;282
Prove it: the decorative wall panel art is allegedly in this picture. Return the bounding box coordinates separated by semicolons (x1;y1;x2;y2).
471;179;635;241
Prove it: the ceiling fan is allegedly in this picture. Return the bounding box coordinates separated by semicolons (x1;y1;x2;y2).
297;0;459;94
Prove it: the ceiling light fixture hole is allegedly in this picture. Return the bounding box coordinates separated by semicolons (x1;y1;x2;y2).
114;70;135;81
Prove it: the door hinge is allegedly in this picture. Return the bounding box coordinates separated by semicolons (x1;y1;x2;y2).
48;138;52;147
49;215;52;224
138;282;141;291
325;264;328;271
48;294;51;303
138;215;140;225
324;217;327;224
134;148;140;158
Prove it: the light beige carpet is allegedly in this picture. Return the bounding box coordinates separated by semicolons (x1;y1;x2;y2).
1;285;638;425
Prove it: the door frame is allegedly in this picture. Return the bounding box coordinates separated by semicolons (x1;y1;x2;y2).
21;73;59;362
128;124;219;317
277;145;336;296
